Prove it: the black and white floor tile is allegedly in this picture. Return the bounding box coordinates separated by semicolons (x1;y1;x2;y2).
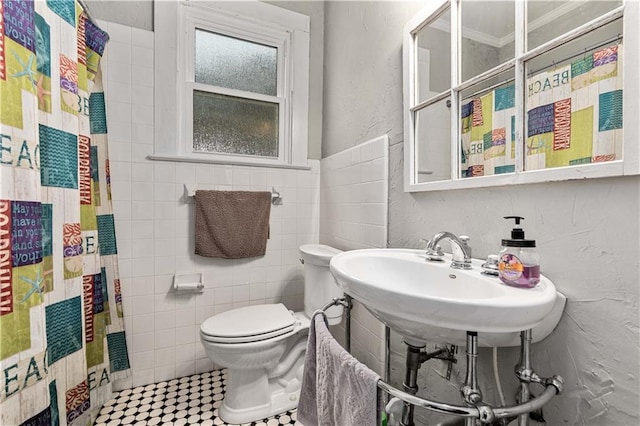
94;369;298;426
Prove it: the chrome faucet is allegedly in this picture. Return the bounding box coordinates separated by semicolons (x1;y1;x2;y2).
425;231;472;270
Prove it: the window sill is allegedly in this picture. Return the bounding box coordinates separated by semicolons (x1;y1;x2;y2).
406;160;632;192
147;153;312;170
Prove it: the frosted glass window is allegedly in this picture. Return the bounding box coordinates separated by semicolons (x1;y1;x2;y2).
160;2;309;167
195;29;278;96
192;91;279;157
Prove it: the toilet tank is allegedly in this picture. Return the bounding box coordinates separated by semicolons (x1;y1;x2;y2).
299;244;343;325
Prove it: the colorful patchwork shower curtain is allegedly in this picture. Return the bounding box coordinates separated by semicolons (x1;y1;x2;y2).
0;1;130;424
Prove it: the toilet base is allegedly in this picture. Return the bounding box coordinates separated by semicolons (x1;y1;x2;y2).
219;382;301;424
218;360;305;424
214;333;307;424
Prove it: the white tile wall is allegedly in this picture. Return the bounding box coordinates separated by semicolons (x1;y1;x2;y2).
319;135;389;376
99;21;321;390
320;135;388;249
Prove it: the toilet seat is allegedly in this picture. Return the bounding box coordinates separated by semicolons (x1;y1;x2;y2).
201;304;297;344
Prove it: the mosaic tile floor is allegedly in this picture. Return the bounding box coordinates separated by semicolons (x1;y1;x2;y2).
94;369;298;426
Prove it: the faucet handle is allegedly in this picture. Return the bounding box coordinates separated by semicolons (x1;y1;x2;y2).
481;254;499;275
425;243;444;261
427;244;444;256
458;235;472;258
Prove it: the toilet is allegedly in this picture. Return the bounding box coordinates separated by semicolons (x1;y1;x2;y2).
200;244;343;424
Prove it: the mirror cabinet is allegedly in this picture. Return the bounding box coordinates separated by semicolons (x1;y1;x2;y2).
403;0;640;192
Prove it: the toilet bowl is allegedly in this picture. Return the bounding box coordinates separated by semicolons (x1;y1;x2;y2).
200;244;343;424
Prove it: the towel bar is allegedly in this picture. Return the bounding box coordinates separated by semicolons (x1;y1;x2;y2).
183;184;282;205
317;298;563;424
377;378;561;422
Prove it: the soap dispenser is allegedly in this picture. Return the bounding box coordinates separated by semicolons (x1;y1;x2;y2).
498;216;540;288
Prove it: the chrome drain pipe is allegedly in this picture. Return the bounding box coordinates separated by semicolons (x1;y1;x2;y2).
401;343;425;426
461;332;484;425
384;330;563;425
516;329;534;426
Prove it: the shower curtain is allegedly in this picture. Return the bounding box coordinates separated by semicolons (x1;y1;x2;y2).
0;1;130;424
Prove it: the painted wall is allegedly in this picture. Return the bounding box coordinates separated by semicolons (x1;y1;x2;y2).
265;1;325;160
86;0;153;30
323;2;639;425
322;2;424;158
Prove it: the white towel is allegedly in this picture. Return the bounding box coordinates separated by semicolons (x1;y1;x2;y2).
298;312;381;426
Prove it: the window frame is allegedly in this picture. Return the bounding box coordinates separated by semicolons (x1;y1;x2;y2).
402;0;640;192
152;1;310;169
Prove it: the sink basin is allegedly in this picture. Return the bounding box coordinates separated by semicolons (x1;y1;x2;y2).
329;249;565;347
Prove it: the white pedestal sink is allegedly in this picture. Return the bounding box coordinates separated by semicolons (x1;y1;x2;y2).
329;249;566;347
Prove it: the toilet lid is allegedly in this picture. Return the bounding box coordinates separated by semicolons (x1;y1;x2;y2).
201;304;296;343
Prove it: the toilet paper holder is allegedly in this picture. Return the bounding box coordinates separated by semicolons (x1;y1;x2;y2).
173;273;204;292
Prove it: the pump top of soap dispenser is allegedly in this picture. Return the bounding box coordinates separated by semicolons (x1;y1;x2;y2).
502;216;536;247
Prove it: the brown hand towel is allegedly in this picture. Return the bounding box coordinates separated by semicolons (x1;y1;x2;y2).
194;190;271;259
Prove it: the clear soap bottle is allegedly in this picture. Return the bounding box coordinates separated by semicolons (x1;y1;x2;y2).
498;216;540;288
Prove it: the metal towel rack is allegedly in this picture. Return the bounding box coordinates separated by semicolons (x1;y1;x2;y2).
183;184;282;205
319;297;563;425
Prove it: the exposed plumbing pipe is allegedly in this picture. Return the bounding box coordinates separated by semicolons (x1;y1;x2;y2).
378;378;562;421
344;294;353;353
461;332;482;426
385;325;391;405
492;379;562;419
400;343;425;426
516;330;533;426
493;347;507;407
398;343;458;426
323;298;562;424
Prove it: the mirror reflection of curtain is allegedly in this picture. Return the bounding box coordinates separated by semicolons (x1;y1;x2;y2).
0;1;130;424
